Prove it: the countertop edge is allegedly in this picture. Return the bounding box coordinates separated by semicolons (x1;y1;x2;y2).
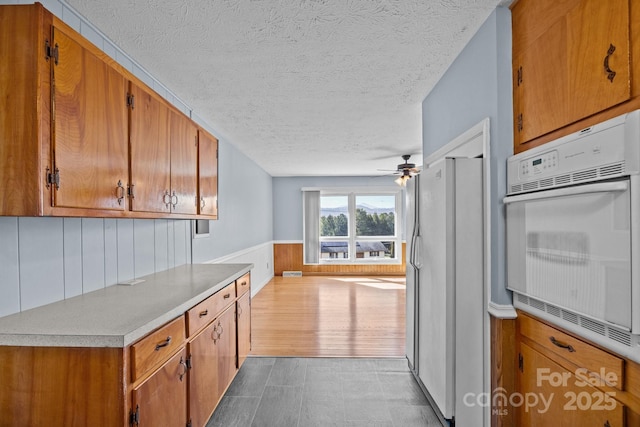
0;263;253;348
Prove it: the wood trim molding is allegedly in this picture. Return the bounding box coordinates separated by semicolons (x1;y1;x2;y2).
273;242;406;276
488;302;518;319
491;315;516;427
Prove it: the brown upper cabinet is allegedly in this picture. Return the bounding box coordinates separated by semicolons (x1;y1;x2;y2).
129;82;172;214
51;25;129;212
0;3;218;219
169;110;199;215
198;130;219;218
512;0;639;153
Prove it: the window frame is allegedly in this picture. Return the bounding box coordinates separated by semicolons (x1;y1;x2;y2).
315;188;402;265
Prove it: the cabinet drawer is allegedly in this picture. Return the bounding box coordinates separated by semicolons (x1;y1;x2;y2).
236;273;251;297
131;316;186;382
519;314;623;390
186;282;235;336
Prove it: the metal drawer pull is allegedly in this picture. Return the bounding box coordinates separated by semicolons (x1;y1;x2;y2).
549;336;575;353
199;309;209;317
155;336;172;351
224;293;231;299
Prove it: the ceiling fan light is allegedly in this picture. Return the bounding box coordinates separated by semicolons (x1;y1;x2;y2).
395;174;411;187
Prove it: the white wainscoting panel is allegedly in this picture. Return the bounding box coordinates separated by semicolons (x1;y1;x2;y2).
205;242;274;297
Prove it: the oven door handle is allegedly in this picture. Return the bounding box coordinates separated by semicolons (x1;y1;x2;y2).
503;181;628;204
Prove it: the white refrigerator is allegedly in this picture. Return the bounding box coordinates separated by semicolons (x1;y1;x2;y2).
406;157;485;425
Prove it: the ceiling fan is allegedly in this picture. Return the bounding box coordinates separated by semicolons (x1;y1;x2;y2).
387;154;421;186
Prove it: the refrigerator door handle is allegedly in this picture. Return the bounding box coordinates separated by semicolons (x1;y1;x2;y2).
410;231;423;270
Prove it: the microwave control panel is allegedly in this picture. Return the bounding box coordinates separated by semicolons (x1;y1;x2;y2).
519;150;558;178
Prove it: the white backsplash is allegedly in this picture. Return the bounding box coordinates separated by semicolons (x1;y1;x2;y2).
0;217;191;317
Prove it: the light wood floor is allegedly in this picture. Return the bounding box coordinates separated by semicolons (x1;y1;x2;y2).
249;275;406;357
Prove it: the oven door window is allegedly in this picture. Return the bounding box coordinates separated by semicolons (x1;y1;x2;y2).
506;180;631;330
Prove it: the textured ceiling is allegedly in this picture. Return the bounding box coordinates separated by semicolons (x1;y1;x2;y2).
67;0;506;177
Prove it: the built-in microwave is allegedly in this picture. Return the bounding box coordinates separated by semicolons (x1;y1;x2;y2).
505;109;640;362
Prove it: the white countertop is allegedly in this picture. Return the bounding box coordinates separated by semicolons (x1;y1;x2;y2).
0;263;253;348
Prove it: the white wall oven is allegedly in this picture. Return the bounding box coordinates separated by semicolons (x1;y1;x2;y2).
505;110;640;362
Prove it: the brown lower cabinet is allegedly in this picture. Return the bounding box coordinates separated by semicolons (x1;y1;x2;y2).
517;342;623;426
515;311;640;426
132;347;189;427
0;274;251;427
188;304;237;427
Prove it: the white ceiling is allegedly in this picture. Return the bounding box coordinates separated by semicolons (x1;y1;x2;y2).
67;0;507;177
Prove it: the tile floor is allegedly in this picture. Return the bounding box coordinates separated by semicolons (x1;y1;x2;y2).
206;356;444;427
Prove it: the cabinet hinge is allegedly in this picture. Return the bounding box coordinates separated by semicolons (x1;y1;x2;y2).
187;420;192;427
126;93;135;110
517;114;523;133
129;405;140;426
45;40;59;65
46;167;60;190
516;66;522;86
518;353;523;373
128;183;135;199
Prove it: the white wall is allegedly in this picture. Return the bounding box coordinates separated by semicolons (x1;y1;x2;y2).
0;218;191;316
421;7;513;305
204;242;274;297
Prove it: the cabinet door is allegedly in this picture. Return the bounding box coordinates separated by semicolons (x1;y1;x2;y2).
217;304;238;397
517;343;623;426
129;82;171;213
132;347;188;427
51;26;128;211
513;0;630;147
169;110;198;215
188;321;221;427
198;130;218;217
237;292;251;368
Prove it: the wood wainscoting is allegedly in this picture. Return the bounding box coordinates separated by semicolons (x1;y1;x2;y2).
491;315;516;427
273;242;406;276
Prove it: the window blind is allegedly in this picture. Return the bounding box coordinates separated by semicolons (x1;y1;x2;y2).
303;190;320;264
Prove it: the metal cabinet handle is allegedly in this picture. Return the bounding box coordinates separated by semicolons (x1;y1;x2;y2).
116;180;125;206
155;336;172;351
224;293;231;299
163;190;172;208
178;356;188;382
171;191;178;207
199;309;208;318
549;336;575;353
211;321;223;343
237;306;242;318
604;43;616;82
200;197;206;209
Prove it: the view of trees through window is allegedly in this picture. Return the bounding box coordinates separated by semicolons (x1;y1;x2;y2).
319;194;398;262
321;209;395;236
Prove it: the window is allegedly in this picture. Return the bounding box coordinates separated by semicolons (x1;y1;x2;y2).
304;189;401;264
